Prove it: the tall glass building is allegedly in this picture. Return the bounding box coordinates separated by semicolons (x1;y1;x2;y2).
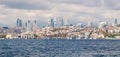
115;19;117;24
56;17;64;27
17;18;22;27
49;18;54;27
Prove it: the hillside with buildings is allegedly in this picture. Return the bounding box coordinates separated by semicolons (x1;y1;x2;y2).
0;18;120;39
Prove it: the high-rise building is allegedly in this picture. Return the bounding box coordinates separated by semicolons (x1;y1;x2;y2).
115;19;117;24
34;20;37;24
87;22;92;27
64;19;69;26
28;20;30;23
56;17;64;27
33;20;37;30
25;22;28;28
26;20;32;31
17;18;22;27
77;23;83;27
49;17;54;27
54;18;57;27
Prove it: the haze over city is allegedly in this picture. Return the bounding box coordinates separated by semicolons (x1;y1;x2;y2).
0;0;120;27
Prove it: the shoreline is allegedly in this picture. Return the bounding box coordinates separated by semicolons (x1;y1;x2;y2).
0;37;120;40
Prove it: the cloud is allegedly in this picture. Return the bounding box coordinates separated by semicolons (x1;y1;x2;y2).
49;0;120;10
48;0;101;7
0;0;120;27
102;0;120;10
0;0;51;10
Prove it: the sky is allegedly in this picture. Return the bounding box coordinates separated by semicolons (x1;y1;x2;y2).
0;0;120;27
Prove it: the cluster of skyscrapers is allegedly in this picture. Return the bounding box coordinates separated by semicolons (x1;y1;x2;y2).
49;17;65;27
98;19;118;28
16;18;37;31
0;17;119;39
16;17;118;29
16;17;66;29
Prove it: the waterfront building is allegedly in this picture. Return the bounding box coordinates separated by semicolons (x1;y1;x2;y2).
6;33;18;39
21;31;35;39
6;34;12;39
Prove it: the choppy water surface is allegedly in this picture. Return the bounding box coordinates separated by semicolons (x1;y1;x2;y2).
0;39;120;57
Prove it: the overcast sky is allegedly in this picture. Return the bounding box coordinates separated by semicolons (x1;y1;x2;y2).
0;0;120;27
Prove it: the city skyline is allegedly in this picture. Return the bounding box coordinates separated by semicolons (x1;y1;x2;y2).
0;0;120;26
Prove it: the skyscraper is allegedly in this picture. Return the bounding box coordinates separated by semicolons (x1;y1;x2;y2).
64;19;69;26
49;17;54;27
27;20;32;31
34;20;37;24
28;20;30;23
33;20;37;30
56;17;64;27
115;19;117;24
17;18;22;27
25;22;27;28
87;22;92;27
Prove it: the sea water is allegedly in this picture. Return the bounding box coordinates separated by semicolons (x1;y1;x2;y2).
0;39;120;57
